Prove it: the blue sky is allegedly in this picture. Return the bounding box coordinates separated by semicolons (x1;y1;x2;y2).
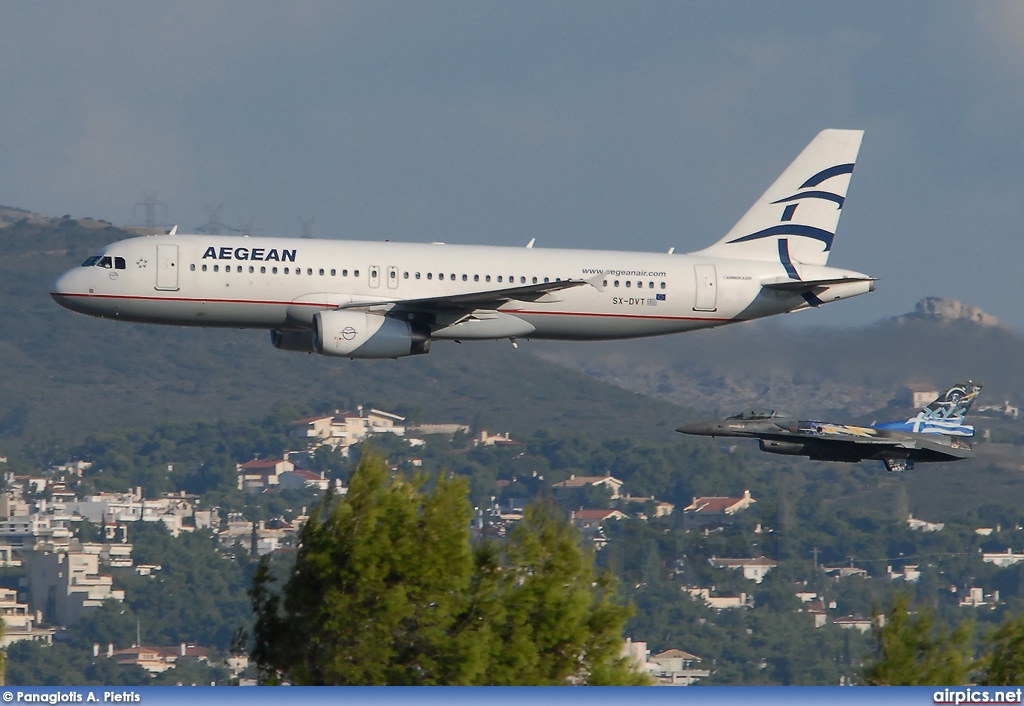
4;2;1024;329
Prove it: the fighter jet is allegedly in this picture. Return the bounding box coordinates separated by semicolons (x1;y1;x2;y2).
677;382;982;472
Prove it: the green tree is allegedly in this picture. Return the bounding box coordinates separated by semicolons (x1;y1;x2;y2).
862;594;974;686
486;500;646;685
976;613;1024;685
250;452;644;685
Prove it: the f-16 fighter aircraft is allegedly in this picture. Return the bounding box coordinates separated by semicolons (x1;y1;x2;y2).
677;382;982;472
51;130;874;359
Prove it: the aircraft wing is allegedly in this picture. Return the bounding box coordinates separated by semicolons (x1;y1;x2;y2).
337;278;593;313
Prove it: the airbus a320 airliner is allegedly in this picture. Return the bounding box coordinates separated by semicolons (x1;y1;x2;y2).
51;129;875;359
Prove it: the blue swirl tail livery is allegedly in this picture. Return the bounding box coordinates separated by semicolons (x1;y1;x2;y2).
873;382;983;437
51;130;875;360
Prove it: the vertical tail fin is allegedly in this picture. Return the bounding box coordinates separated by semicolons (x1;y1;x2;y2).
876;382;983;436
913;382;983;425
696;129;864;267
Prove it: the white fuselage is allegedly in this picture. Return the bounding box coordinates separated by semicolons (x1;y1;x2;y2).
50;233;873;343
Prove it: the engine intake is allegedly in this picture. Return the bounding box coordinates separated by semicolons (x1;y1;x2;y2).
759;439;808;456
313;309;430;359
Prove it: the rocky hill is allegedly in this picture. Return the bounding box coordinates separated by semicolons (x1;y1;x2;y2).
892;296;1002;328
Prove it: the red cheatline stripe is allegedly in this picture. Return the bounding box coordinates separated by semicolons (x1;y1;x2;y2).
53;292;735;323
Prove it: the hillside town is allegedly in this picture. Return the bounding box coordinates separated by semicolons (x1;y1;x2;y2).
1;394;1022;685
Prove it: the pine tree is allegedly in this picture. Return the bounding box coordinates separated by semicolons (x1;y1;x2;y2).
862;594;974;686
976;613;1024;686
250;452;645;685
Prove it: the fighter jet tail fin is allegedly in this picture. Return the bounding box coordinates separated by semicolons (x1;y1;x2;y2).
695;129;864;267
875;382;983;437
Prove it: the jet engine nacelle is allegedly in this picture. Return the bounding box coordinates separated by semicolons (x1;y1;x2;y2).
759;439;808;456
313;309;430;359
270;329;315;353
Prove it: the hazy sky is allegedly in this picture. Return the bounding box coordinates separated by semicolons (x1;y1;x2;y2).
4;2;1024;329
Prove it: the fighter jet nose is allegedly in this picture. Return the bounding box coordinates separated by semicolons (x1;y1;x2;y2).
676;422;712;436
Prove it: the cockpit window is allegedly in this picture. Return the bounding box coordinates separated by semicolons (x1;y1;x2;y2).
115;257;126;270
727;410;779;421
81;256;101;267
98;256;113;269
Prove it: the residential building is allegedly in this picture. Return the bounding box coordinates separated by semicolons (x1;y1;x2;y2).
907;514;944;532
27;551;125;625
0;587;54;647
289;414;337;445
822;565;869;579
983;549;1024;568
278;469;331;492
887;565;921;582
407;423;470;436
474;431;520;447
682;490;755;529
62;489;200;537
649;648;711;685
107;643;210;675
618;495;675;518
570;509;628;530
687;587;753;610
959;586;1000;608
895;384;939;409
552;474;624;500
708;555;778;584
237;458;293;493
835;615;883;633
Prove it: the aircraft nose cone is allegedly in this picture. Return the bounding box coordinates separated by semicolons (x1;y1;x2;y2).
50;270;73;302
50;268;89;313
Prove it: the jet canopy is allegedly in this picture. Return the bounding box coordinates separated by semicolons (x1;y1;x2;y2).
727;409;787;421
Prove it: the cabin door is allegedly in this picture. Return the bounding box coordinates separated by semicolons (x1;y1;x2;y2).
693;264;717;311
155;244;179;291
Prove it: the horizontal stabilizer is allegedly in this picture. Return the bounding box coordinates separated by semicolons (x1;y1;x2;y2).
760;276;876;292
